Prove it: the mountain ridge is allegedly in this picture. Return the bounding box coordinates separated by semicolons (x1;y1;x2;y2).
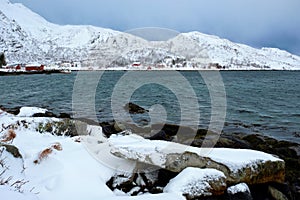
1;0;300;70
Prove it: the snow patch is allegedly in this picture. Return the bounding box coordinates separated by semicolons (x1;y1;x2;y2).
227;183;250;194
0;185;38;200
164;167;226;197
17;107;48;117
0;107;186;200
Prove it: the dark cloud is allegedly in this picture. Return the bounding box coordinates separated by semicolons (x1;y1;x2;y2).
10;0;300;54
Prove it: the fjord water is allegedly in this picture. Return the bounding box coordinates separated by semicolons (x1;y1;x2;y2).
0;71;299;143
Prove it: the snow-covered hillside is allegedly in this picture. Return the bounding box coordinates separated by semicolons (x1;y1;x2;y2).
1;0;300;70
0;0;118;65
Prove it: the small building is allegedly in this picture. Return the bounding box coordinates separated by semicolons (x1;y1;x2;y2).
25;64;44;71
5;64;22;70
132;62;141;67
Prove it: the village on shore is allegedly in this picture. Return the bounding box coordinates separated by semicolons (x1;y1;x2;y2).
0;61;82;75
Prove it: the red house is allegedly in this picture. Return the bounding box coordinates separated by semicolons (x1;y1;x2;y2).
25;65;44;71
6;64;21;70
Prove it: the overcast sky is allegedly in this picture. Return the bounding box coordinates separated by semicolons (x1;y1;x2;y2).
11;0;300;55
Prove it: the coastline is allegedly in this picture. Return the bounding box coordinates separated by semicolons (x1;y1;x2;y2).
0;106;299;199
0;69;71;76
1;68;300;76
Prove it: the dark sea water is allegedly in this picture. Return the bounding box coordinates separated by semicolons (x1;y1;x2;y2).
0;71;299;143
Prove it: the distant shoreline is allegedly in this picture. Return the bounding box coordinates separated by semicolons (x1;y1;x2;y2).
0;69;71;76
1;68;300;76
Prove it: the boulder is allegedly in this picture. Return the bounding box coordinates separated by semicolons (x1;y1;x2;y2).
32;111;57;118
36;119;88;137
109;134;285;185
0;144;22;158
1;106;21;115
268;186;289;200
102;122;128;137
226;183;252;200
148;130;175;141
124;102;148;114
164;167;227;198
58;112;71;118
113;122;127;133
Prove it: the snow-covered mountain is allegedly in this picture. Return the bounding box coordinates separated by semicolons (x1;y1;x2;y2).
1;0;300;70
0;0;118;65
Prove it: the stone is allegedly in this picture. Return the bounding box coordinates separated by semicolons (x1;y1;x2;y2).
113;122;126;132
109;134;285;185
0;144;22;158
124;102;148;114
32;111;57;118
36;119;88;137
268;186;289;200
226;183;252;200
58;112;71;118
148;130;175;141
102;122;128;137
1;106;21;115
164;167;227;198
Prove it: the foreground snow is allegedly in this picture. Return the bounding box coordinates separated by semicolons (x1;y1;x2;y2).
0;107;184;200
0;106;285;199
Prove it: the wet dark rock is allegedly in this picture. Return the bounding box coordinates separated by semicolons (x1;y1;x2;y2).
101;122;127;137
148;130;175;141
102;125;116;137
0;106;21;115
32;111;57;118
124;102;149;114
106;174;137;194
74;118;99;126
156;169;178;187
249;184;269;200
213;134;252;149
106;168;174;196
58;113;71;118
238;134;300;199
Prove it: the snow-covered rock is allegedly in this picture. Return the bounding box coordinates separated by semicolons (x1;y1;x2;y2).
1;0;300;70
164;167;227;198
227;183;250;195
17;107;47;117
227;183;252;200
109;134;285;185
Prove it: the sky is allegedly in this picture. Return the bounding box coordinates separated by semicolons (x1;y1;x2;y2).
11;0;300;55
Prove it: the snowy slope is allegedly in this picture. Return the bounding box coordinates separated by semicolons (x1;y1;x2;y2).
1;0;300;70
182;32;300;70
0;107;185;200
0;0;118;64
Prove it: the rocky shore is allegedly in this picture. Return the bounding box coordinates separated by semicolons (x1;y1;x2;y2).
1;106;299;200
101;121;300;200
